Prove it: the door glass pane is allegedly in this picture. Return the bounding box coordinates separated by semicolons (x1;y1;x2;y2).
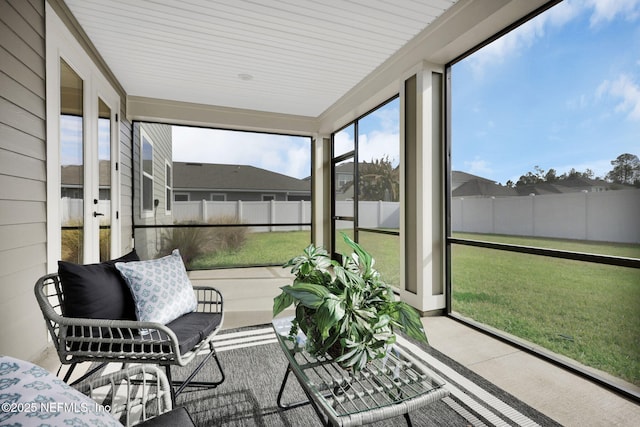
98;98;111;261
334;220;354;256
358;230;400;288
334;159;354;217
357;98;400;220
334;124;354;157
60;59;84;263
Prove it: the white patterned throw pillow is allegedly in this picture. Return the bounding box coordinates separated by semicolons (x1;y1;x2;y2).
115;249;197;325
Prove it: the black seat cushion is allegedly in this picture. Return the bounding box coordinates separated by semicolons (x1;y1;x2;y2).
58;250;139;320
166;312;222;355
66;311;221;356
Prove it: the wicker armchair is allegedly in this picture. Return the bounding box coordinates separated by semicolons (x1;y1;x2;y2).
73;365;195;426
34;272;225;405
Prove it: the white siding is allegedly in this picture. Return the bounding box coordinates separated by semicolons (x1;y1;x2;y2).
0;0;48;361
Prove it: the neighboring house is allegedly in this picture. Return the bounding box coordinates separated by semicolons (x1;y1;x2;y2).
514;177;624;196
451;171;496;192
172;162;310;202
451;173;626;198
61;160;111;200
452;179;517;198
334;162;355;201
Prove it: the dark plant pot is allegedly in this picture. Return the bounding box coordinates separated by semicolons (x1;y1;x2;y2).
326;340;344;360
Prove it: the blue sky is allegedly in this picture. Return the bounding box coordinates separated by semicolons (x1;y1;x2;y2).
452;0;640;185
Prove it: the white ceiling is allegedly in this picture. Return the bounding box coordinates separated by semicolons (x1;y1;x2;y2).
63;0;459;117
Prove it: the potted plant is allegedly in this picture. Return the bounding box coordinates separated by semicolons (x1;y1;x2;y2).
273;234;427;371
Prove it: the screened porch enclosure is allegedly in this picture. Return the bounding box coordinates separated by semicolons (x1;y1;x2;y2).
2;1;639;416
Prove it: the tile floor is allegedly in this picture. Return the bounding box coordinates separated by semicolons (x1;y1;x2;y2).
421;316;640;426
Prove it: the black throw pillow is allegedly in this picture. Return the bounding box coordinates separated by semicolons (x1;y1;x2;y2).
58;250;139;320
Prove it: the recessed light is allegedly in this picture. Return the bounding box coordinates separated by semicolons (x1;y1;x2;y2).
237;73;253;81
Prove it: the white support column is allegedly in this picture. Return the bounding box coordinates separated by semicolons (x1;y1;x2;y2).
400;62;446;314
312;135;331;248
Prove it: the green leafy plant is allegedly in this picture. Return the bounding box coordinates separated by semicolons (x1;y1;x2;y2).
273;233;427;371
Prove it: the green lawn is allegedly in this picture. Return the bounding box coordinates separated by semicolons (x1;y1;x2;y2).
190;229;640;386
451;233;640;386
190;230;311;269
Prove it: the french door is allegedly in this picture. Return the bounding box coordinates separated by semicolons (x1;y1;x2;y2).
47;5;120;267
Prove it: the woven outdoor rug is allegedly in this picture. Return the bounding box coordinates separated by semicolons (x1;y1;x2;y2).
170;325;561;426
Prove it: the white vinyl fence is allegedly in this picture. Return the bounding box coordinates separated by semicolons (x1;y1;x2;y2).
451;189;640;244
171;200;400;231
61;198;111;224
63;189;640;243
172;200;312;232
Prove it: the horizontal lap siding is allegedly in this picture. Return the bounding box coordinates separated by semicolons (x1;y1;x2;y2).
0;0;48;360
120;117;134;253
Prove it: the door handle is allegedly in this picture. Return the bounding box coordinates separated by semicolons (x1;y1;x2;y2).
93;212;105;217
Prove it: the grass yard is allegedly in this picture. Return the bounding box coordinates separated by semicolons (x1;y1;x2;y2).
452;233;640;386
190;230;312;269
190;229;639;386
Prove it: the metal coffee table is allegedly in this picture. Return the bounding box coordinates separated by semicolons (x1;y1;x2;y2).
273;317;449;426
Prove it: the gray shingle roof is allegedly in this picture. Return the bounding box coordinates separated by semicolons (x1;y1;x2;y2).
173;162;310;193
452;179;517;197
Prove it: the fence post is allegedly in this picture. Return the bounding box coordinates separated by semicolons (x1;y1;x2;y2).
201;200;207;222
299;200;304;231
270;200;275;232
491;197;495;234
237;200;243;222
530;194;535;237
584;191;589;240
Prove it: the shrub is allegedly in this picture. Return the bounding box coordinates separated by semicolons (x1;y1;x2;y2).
61;226;83;263
61;221;111;263
208;215;247;252
158;216;247;268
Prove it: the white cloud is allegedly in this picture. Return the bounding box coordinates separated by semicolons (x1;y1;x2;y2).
463;157;493;176
465;0;640;78
586;0;640;26
467;0;579;77
358;132;400;167
596;74;640;120
172;127;311;179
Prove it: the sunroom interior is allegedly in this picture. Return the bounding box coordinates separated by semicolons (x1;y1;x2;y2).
2;0;639;424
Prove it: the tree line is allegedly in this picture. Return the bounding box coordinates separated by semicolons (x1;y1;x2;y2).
342;153;639;201
506;153;640;188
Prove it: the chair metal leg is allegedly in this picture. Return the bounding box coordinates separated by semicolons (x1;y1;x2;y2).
67;362;108;386
165;365;176;407
168;342;226;404
404;413;413;426
60;363;76;382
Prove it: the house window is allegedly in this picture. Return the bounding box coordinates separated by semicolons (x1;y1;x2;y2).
174;193;189;202
141;131;154;215
447;1;640;393
262;194;275;201
210;194;226;201
165;161;172;213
